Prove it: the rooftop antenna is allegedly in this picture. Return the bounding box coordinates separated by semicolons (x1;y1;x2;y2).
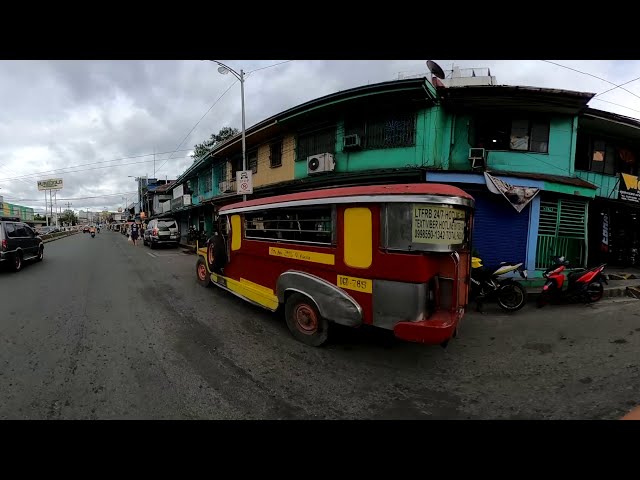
426;60;446;88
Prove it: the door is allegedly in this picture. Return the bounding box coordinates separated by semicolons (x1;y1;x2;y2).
472;193;530;268
536;198;588;269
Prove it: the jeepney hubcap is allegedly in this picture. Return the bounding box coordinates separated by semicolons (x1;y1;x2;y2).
198;263;207;281
294;304;318;335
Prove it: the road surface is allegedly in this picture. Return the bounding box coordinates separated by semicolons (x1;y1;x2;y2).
1;230;639;419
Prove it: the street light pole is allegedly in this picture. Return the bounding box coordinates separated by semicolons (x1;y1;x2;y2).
207;60;247;202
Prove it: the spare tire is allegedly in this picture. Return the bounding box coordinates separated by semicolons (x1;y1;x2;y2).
206;233;228;273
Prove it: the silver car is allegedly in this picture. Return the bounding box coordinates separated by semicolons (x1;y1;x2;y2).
143;219;180;249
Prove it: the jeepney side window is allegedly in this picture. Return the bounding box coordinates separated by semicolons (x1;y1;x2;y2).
244;206;333;245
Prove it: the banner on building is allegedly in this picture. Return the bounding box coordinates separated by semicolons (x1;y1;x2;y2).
619;173;640;204
484;172;540;213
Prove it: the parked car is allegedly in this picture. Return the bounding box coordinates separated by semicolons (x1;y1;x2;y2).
0;216;44;272
143;218;180;248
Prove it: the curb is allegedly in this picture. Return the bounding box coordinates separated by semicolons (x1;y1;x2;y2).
42;231;80;243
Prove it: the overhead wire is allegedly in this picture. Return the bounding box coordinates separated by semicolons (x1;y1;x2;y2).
541;60;640;102
154;79;239;175
155;60;295;177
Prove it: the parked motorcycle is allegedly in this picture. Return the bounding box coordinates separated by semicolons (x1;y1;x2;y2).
470;256;528;313
536;256;607;308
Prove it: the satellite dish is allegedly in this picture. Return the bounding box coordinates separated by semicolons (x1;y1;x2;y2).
426;60;446;80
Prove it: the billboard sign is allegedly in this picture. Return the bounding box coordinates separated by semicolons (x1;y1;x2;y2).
37;178;63;191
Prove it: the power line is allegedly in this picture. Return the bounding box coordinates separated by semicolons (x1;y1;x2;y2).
593;75;640;99
590;98;640;115
0;155;191;183
247;60;293;74
155;79;239;176
4;191;138;202
156;61;295;177
541;60;640;102
0;149;192;183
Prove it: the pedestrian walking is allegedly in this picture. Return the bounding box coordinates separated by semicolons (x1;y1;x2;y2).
130;221;140;246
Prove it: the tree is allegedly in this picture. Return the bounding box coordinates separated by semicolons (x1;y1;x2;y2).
191;126;240;161
59;209;78;226
34;214;45;221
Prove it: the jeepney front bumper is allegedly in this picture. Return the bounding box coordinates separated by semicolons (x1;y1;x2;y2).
393;308;463;345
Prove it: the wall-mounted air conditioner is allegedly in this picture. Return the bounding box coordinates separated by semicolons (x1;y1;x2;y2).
343;134;362;151
468;148;486;171
307;153;335;175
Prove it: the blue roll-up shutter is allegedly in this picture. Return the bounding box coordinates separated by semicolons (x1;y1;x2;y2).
472;193;530;268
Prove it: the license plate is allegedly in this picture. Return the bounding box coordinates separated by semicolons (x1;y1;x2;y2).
337;275;372;294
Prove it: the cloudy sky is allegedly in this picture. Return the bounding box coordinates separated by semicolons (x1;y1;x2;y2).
1;59;640;215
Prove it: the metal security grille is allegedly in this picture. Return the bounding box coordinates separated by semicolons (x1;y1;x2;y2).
536;199;588;269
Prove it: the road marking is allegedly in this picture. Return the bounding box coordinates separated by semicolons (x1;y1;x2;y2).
147;252;158;258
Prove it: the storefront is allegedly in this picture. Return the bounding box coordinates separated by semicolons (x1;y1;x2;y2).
588;174;640;268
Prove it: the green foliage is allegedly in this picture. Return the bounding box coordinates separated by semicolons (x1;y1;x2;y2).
191;126;240;162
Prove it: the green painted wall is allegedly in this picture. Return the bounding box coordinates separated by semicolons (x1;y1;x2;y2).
575;170;619;199
542;181;596;199
293;106;448;179
448;114;577;176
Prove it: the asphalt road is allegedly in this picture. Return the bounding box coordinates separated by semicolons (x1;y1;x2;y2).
1;230;639;419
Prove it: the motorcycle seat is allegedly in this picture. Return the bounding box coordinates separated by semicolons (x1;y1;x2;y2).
568;271;585;283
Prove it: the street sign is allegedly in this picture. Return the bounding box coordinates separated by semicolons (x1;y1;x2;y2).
236;170;253;195
37;178;63;191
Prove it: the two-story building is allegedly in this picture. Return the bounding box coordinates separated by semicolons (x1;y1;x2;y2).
575;108;640;268
162;74;640;281
424;84;599;276
161;78;444;242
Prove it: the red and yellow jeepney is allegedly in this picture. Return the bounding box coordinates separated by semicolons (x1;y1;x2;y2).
195;184;475;347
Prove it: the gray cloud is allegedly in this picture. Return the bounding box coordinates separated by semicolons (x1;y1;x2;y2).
1;59;640;214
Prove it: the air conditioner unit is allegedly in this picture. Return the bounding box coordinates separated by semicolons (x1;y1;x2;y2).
343;134;362;151
307;153;335;175
468;147;486;170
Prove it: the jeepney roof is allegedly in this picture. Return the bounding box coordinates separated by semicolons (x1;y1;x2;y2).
219;183;474;214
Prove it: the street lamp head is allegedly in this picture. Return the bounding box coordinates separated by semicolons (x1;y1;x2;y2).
218;66;230;75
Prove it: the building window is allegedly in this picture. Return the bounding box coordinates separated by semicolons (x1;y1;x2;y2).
214;161;227;182
248;150;258;174
270;140;283;168
345;112;416;150
189;177;199;196
230;154;243;178
575;135;628;176
244;206;333;245
475;117;550;153
204;172;212;193
296;127;336;161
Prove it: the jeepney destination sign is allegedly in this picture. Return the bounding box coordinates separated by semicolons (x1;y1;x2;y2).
412;205;466;245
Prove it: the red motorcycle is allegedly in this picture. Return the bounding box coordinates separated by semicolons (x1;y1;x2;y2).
536;256;607;308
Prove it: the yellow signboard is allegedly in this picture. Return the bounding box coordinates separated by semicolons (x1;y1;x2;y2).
412;205;466;245
337;274;372;294
268;247;335;265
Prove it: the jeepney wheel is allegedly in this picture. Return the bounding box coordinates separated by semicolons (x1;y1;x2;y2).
285;293;329;347
196;257;211;287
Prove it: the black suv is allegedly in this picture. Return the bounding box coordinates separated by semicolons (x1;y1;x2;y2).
0;216;44;272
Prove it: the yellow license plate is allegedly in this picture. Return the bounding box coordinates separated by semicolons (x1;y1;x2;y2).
337;275;372;294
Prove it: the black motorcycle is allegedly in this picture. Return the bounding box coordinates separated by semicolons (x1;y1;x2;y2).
470;256;528;313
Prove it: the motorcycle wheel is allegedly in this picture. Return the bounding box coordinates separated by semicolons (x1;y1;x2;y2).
496;282;527;312
586;282;604;303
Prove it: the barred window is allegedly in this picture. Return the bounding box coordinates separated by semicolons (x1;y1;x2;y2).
204;172;212;193
345;112;416;150
296;127;336;161
248;150;258;174
270;141;282;168
244;206;333;245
